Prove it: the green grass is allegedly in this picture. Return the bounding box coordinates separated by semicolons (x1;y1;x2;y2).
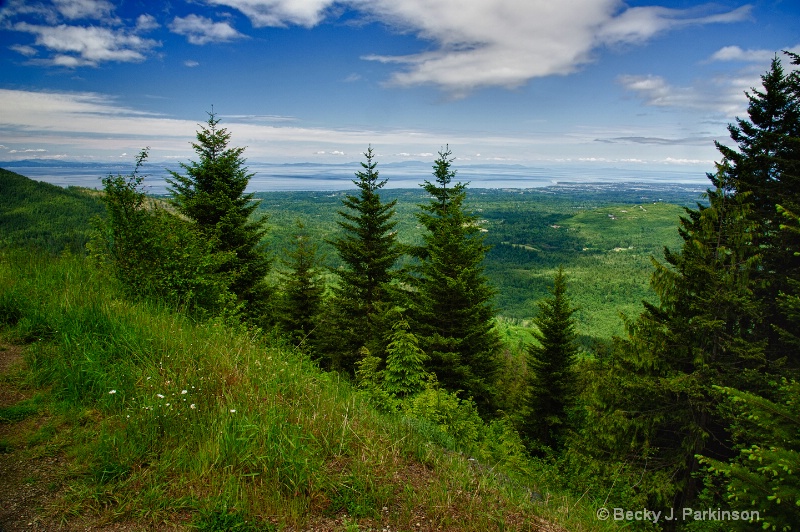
0;250;618;530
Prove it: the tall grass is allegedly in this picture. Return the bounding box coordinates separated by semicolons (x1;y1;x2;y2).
0;249;613;530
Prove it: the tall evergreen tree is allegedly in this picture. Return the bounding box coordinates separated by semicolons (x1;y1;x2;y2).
278;221;325;350
714;52;800;364
577;167;767;511
93;149;232;314
523;266;579;451
167;112;271;320
412;147;501;415
326;147;402;372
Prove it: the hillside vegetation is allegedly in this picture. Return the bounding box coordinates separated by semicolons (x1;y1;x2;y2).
0;251;601;530
0;167;104;254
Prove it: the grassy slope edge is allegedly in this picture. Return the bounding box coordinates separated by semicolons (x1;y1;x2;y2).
0;251;611;531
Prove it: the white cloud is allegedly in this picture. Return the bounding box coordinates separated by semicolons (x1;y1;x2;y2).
205;0;335;27
169;14;244;45
597;5;752;46
617;72;753;117
135;14;160;32
52;0;114;21
13;22;160;66
10;44;37;57
708;45;775;63
9;148;47;153
206;0;751;93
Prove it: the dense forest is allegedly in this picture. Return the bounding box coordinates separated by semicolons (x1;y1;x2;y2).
2;52;800;530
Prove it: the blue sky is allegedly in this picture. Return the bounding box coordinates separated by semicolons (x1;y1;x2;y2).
0;0;798;178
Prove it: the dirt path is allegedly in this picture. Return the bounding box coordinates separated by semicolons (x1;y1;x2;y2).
0;342;54;531
0;344;163;532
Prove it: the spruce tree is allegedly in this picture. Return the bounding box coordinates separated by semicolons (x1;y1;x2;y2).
278;221;325;350
326;147;402;372
384;316;429;399
523;266;579;451
412;147;501;415
714;52;800;364
577;166;767;511
167;112;271;320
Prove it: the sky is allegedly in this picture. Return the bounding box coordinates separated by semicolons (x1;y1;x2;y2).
1;0;799;181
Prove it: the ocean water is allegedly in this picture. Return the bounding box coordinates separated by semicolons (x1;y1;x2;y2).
3;161;709;194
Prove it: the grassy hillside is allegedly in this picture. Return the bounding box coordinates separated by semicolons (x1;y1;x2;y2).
0;168;104;254
0;251;613;531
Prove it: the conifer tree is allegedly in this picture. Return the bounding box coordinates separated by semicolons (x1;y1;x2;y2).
577;166;767;510
278;221;324;350
384;316;429;399
326;147;402;372
167;112;271;320
699;380;800;531
93;148;231;314
523;266;579;451
412;147;501;415
714;52;800;364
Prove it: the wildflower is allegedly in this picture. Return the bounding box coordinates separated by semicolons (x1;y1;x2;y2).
109;390;117;394
190;404;196;410
181;390;188;395
166;403;170;406
230;409;236;413
157;394;165;399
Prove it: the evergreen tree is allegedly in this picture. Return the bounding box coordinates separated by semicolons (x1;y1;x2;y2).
699;380;800;531
326;147;402;372
523;266;579;451
167;111;271;320
278;221;325;350
384;315;429;399
93;149;232;314
576;167;767;510
714;52;800;365
412;147;501;415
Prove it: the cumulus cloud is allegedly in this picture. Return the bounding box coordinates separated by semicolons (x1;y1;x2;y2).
708;45;775;63
52;0;114;21
169;14;244;45
13;22;160;66
205;0;751;93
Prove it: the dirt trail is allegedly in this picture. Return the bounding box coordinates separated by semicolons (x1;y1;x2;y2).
0;344;161;531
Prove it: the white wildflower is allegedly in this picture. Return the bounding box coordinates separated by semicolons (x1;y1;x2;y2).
190;404;196;410
230;409;236;413
156;394;165;399
181;390;188;395
109;390;117;394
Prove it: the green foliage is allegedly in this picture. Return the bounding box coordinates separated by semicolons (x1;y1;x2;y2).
403;376;484;447
276;221;325;350
0;167;104;254
412;147;501;415
90;149;233;315
700;381;800;532
0;251;595;530
167;112;271;321
577;169;767;511
714;52;800;366
523;266;579;451
384;314;429;399
325;147;402;372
